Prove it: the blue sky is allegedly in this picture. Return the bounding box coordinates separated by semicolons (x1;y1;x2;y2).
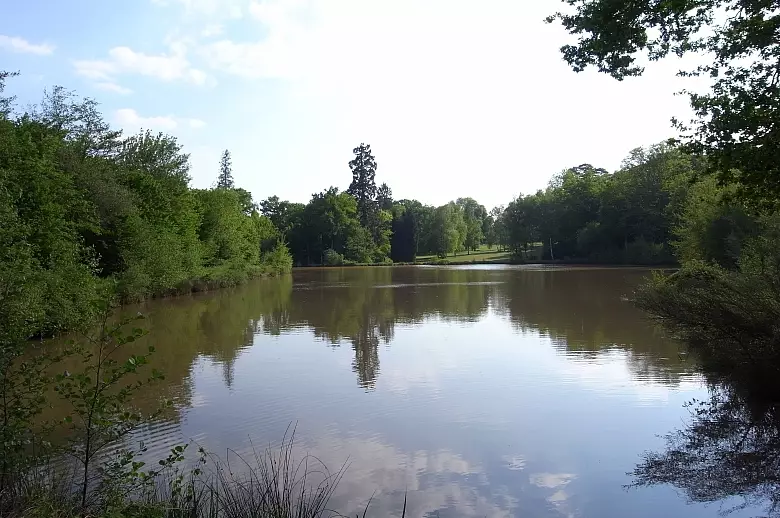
1;0;695;209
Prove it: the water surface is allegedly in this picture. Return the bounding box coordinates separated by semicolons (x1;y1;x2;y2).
59;265;762;517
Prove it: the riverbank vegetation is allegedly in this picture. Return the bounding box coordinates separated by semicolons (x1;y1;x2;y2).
1;66;755;343
546;0;780;387
2;0;779;513
547;1;780;513
259;139;739;268
0;72;292;341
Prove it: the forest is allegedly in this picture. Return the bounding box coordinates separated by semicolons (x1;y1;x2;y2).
2;0;780;513
0;66;768;343
264;140;751;270
0;74;292;340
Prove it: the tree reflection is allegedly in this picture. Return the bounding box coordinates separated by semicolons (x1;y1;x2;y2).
632;383;780;515
55;267;690;399
286;267;492;388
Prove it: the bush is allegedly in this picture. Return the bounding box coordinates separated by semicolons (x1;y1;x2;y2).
262;242;293;273
323;248;345;266
636;217;780;389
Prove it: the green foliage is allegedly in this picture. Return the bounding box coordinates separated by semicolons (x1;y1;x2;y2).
0;344;58;497
456;198;486;254
262;241;294;272
0;75;292;337
377;182;393;211
390;206;416;263
430;203;463;257
673;177;758;269
323;249;346;266
345;226;376;264
547;0;780;206
216;149;233;189
53;313;167;509
0;305;197;516
636;220;780;384
498;146;704;264
347;143;378;228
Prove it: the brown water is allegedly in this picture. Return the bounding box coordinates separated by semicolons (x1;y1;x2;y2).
53;265;756;517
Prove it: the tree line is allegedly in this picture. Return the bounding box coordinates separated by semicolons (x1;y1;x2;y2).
257;139;744;269
2;71;769;344
0;74;292;341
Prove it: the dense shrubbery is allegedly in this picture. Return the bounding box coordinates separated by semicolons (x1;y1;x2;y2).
637;214;780;382
0;75;292;339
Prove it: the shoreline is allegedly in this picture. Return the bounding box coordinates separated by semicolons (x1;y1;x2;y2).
293;260;679;269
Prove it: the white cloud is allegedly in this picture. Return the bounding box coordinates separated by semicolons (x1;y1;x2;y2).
152;0;245;18
113;109;207;132
200;0;310;78
200;40;285;78
74;45;208;85
128;0;705;208
200;24;224;37
0;35;55;55
95;82;133;95
115;108;178;131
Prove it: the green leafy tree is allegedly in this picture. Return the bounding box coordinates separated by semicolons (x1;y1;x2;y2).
490;206;508;250
431;203;465;257
377;183;393;211
345;226;376;264
391;205;417;263
297;188;361;264
347;143;378;228
482;214;496;249
547;0;780;205
217;149;234;189
457;197;486;254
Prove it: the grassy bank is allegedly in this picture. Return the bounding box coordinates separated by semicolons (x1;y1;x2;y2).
122;249;293;303
5;432;354;518
415;247;513;264
1;315;351;518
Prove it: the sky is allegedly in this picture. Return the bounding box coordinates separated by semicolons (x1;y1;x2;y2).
1;0;695;209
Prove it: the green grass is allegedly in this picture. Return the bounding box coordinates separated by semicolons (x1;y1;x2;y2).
416;246;512;264
4;431;348;518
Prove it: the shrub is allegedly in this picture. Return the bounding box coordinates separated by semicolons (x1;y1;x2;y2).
323;249;345;266
636;217;780;389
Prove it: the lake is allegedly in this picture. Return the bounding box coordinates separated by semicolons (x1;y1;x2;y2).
57;265;765;517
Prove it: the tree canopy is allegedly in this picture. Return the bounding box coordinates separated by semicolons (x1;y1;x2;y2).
548;0;780;204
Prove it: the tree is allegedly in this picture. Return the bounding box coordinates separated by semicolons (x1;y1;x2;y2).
217;149;234;189
430;203;466;257
504;195;542;258
347;143;378;227
490;206;508;250
390;206;416;263
457;197;486;254
345;226;375;264
260;196;303;238
377;183;393;211
35;86;122;159
0;71;18;117
482;214;496;249
547;0;780;205
297;188;361;264
118;130;190;184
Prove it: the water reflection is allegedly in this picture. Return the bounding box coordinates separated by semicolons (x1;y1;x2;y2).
101;266;693;394
632;377;780;515
53;265;731;517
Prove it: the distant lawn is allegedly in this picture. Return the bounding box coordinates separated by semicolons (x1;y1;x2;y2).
416;246;512;264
